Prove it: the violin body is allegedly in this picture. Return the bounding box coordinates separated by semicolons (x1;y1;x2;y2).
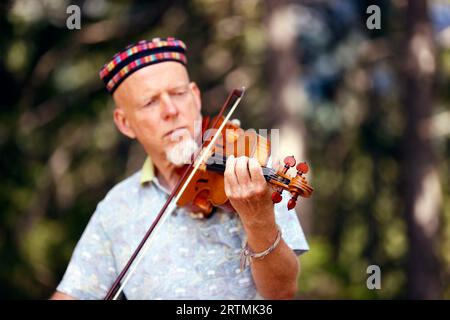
176;116;271;217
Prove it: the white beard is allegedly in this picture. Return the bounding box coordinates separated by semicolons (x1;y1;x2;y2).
165;133;199;167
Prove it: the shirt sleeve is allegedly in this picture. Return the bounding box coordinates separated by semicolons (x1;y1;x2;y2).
56;201;117;300
273;191;309;255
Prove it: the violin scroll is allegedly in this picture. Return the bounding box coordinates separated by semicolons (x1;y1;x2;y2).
271;156;314;211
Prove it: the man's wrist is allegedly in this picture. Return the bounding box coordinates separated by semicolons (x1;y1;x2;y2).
243;219;279;252
240;225;282;271
239;205;275;229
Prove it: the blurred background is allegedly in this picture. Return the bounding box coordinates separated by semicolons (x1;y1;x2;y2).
1;0;449;299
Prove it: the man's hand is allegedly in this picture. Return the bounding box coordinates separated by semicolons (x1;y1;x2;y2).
224;155;276;230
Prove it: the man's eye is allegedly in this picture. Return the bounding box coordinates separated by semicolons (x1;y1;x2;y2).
144;99;157;107
175;90;187;96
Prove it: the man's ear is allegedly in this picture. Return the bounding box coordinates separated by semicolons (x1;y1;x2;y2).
189;82;202;113
113;107;136;139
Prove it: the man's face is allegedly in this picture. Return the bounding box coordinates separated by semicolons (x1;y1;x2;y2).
112;62;202;162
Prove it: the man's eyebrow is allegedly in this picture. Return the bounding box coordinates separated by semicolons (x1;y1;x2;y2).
138;83;190;105
170;83;190;90
140;92;157;104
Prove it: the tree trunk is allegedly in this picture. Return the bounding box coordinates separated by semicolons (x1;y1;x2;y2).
401;0;442;299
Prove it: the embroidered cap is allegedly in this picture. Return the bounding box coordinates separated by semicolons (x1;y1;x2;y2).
99;37;187;94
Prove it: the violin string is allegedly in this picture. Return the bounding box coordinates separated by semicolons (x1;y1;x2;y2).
206;155;289;184
206;157;280;181
207;154;278;175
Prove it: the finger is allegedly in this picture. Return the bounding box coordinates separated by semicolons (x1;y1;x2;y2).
249;157;266;185
224;155;238;192
235;156;251;186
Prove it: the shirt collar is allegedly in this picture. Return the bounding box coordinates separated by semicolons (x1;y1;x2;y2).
140;156;155;184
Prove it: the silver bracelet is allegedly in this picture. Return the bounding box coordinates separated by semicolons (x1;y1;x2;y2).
239;226;282;271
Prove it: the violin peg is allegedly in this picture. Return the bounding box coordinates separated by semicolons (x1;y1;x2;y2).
284;156;296;168
296;162;309;174
271;191;283;203
287;198;297;210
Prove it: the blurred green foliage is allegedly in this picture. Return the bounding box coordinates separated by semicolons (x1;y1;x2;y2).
0;0;449;299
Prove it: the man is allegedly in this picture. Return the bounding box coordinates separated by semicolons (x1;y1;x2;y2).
51;37;309;300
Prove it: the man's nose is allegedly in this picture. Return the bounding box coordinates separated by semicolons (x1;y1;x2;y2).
160;92;179;119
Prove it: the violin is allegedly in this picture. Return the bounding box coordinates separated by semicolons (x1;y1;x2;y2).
176;115;313;217
104;87;313;299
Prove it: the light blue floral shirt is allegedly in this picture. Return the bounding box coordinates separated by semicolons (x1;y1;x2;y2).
57;159;309;300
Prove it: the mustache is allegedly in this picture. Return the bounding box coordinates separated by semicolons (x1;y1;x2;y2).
164;127;189;139
165;136;200;166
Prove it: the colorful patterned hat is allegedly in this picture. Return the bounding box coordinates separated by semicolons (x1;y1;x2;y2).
99;37;187;94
